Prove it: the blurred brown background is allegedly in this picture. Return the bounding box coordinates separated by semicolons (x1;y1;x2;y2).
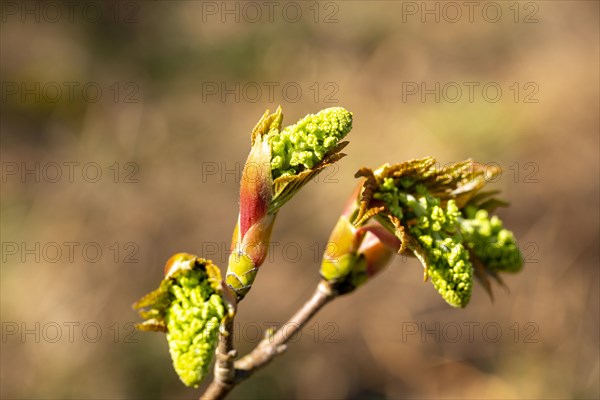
1;1;598;399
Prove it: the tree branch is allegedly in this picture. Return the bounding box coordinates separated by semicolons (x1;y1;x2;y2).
200;315;236;400
200;280;338;400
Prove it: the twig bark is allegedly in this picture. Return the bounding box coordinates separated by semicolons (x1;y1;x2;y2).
200;280;338;400
204;316;237;398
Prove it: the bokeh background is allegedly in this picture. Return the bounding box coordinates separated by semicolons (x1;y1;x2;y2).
1;1;598;399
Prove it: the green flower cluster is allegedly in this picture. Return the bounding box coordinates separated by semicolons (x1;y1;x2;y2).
269;107;353;178
375;182;473;307
134;256;226;388
166;268;226;387
356;158;524;307
459;206;523;273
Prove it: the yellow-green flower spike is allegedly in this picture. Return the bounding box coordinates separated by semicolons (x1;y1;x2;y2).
460;206;523;273
269;107;353;179
369;171;475;307
134;254;226;387
167;269;225;387
396;188;473;308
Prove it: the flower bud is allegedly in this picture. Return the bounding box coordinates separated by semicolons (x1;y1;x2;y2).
227;107;353;301
405;193;473;308
269;107;353;213
460;206;523;273
133;254;228;387
269;107;353;179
